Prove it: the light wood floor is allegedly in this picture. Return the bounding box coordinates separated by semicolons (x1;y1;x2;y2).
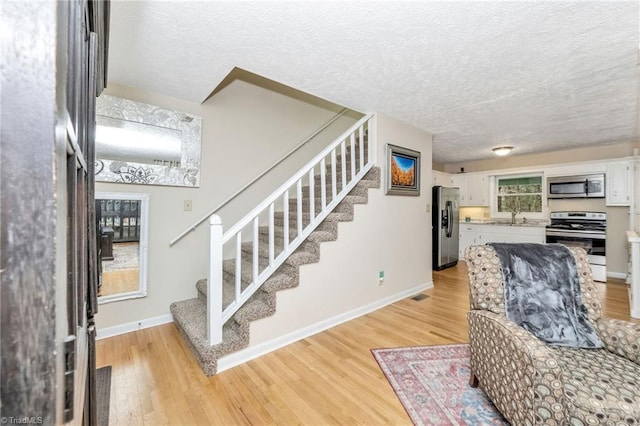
100;269;140;297
96;263;636;425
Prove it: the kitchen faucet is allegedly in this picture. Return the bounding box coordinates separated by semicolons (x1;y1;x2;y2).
511;199;521;225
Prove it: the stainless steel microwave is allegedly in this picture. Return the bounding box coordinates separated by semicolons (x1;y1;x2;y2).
547;174;605;199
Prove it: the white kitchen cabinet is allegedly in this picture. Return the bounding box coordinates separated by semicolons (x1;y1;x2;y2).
459;224;481;258
450;174;467;204
606;161;632;206
451;174;489;206
432;170;451;187
468;174;489;206
628;231;640;319
459;224;545;258
480;225;545;244
635;159;640;231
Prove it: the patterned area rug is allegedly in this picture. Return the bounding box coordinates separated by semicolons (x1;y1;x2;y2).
103;242;139;272
371;344;508;426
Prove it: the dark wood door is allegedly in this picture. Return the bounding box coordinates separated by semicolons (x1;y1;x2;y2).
1;1;109;424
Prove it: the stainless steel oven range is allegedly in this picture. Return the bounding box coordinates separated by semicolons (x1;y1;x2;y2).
545;211;606;282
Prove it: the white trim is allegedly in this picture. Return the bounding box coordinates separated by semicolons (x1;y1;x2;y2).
463;156;615;178
606;271;627;280
96;191;150;304
96;313;173;340
216;281;434;373
491;172;546;220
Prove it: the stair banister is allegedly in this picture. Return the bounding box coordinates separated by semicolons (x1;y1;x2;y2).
207;113;375;345
207;215;223;344
169;108;349;247
220;114;373;242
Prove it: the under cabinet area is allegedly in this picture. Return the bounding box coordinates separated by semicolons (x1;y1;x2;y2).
458;223;546;259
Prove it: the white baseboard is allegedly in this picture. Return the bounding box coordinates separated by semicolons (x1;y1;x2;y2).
216;281;434;373
96;313;174;340
607;271;627;280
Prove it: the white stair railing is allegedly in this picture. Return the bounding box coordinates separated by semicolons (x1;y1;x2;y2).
170;108;349;247
207;113;375;344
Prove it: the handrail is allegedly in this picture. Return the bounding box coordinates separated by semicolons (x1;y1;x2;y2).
221;113;373;243
207;113;375;344
169;107;349;246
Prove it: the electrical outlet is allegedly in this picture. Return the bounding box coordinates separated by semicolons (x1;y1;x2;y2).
184;200;192;211
425;203;430;213
378;270;384;285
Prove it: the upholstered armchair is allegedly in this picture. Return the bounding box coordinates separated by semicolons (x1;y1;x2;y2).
465;244;640;425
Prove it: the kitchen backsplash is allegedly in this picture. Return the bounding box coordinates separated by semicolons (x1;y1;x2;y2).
460;207;490;219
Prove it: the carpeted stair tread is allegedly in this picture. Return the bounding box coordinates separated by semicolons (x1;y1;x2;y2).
288;198;355;213
296;229;337;243
223;257;299;288
324;159;370;172
197;277;235;306
196;277;251;309
257;226;337;245
223;261;299;294
335;152;368;162
195;279;275;324
240;240;321;267
311;176;379;191
232;290;276;324
301;184;369;199
273;210;355;226
288;195;367;214
250;233;338;256
223;258;259;285
260;269;299;293
170;298;246;376
335;146;368;160
172;166;380;376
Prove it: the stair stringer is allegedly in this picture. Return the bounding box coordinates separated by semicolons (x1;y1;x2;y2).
170;166;380;376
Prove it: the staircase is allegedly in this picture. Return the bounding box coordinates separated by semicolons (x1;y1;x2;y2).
170;115;376;375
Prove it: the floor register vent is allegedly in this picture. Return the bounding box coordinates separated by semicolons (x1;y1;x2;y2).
411;293;429;301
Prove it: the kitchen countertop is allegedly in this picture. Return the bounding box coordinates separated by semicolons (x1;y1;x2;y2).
460;219;548;228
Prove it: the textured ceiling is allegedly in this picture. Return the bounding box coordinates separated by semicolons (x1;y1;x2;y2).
108;1;639;164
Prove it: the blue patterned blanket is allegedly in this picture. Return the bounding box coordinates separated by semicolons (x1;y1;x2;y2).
489;243;602;348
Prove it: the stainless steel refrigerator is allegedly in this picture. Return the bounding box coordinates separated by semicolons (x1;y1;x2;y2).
432;186;460;270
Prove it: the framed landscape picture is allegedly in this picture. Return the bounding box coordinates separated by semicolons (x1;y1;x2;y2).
385;144;421;196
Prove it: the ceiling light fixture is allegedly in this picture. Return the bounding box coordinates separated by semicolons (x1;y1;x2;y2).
492;146;513;157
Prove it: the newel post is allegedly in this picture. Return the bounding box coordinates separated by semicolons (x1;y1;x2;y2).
208;214;223;345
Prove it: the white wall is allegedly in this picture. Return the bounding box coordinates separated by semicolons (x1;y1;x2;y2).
96;81;358;329
226;113;433;357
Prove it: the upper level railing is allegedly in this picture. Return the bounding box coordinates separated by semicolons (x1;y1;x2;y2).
207;114;375;344
169;108;348;247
